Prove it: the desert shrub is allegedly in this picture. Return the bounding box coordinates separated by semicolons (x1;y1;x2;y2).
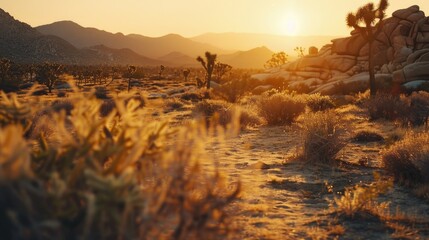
288;82;312;94
212;78;250;103
193;100;261;129
238;107;263;128
262;77;287;90
165;98;185;110
306;94;335;112
382;132;429;186
365;94;408;121
298;110;346;164
0;92;32;129
352;130;384;142
406;91;429;126
99;99;116;117
50;100;74;115
57;91;66;98
258;92;306;125
0;91;240;239
333;173;393;217
94;86;109;99
181;89;209;101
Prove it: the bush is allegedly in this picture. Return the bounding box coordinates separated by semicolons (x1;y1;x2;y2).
306;94;335;112
164;98;185;110
212;78;250;103
193;100;262;128
382;132;429;186
258;92;306;125
365;94;408;121
406;91;429;126
352;130;384;142
56;91;66;98
94;86;109;99
298;110;345;164
0;91;240;239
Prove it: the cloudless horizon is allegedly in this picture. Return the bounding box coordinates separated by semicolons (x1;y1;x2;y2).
1;0;429;38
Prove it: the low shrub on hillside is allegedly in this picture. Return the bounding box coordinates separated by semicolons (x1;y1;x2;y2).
298;110;346;164
0;91;240;239
365;94;408;121
193;100;262;128
382;132;429;187
406;91;429;127
352;130;384;143
258;92;306;125
212;78;251;103
306;93;335;112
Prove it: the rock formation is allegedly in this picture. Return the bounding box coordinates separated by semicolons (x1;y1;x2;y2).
254;5;429;94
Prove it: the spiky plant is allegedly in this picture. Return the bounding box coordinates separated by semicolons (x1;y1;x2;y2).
346;0;389;97
197;52;217;89
126;65;136;92
35;62;62;93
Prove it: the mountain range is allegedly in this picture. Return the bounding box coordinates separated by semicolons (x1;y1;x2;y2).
0;8;335;68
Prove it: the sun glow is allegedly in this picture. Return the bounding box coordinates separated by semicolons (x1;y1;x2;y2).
279;14;300;36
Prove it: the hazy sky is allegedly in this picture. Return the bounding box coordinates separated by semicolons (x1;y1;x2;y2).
1;0;428;37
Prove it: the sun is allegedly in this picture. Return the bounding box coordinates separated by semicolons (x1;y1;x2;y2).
279;14;300;36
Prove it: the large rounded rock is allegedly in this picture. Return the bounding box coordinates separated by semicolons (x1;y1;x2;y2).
393;62;429;84
407;49;429;64
392;5;420;20
331;35;366;56
297;56;328;69
326;55;357;72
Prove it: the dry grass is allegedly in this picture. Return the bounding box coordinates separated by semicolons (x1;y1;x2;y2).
305;93;335;112
297;110;346;164
382;132;429;187
352;130;384;142
258;92;306;125
365;94;408;121
0;90;240;239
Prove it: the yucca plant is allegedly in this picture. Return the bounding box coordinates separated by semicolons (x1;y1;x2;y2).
346;0;389;97
0;89;240;239
197;52;217;89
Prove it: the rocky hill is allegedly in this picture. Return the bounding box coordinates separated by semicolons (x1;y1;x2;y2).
254;5;429;94
219;46;274;69
0;9;169;65
36;21;227;58
0;9;87;64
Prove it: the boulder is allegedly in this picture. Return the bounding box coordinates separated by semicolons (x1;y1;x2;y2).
392;62;429;84
308;46;318;55
326;55;357;72
297;56;328;69
406;48;429;64
392;5;420;20
331;35;366;56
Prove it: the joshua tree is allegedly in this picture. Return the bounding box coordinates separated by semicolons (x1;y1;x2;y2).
294;47;306;58
196;52;217;89
214;62;232;83
264;51;288;69
35;62;62;93
126;65;137;92
158;65;165;79
346;0;389;97
183;68;190;81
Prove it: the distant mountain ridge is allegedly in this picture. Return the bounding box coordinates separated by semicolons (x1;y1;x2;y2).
36;21;228;58
192;32;339;55
0;8;334;68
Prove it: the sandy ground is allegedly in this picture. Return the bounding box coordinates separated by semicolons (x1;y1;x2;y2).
20;78;429;239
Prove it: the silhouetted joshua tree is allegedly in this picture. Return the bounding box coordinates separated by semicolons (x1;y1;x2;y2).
346;0;389;97
159;65;165;79
127;65;137;92
196;52;217;89
35;62;62;93
183;68;190;81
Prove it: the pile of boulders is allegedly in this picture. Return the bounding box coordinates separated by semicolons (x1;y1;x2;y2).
253;5;429;95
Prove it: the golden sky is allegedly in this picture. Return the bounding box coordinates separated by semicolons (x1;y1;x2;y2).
1;0;428;37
